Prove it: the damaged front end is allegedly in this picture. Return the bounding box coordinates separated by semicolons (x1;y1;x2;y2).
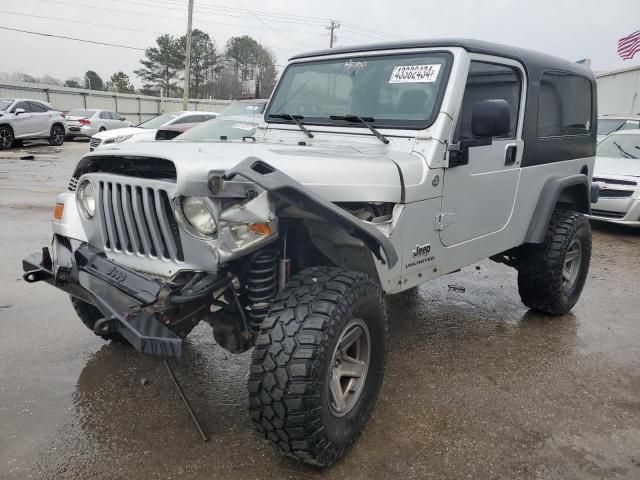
23;154;398;359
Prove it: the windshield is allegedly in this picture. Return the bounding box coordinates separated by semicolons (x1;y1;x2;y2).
0;99;13;111
597;134;640;159
266;52;451;129
597;118;640;136
67;109;94;118
174;119;257;141
218;101;266;118
137;113;178;129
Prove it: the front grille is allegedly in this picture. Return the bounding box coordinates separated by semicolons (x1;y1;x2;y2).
593;177;637;186
155;130;181;141
96;179;184;261
599;189;634;198
90;137;102;149
591;209;626;219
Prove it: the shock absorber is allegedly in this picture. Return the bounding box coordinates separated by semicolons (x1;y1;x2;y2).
246;250;279;330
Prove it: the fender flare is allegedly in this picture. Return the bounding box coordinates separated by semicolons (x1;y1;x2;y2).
524;174;591;244
223;157;399;269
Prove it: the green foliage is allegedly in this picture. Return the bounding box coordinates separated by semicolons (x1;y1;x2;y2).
84;70;104;91
177;29;220;98
134;34;183;96
64;79;82;88
107;71;135;93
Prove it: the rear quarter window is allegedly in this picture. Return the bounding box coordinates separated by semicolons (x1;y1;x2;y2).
538;72;592;137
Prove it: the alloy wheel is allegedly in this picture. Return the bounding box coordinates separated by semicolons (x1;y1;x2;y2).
328;318;371;417
562;238;582;291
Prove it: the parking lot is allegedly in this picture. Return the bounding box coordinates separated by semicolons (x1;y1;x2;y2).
1;140;639;479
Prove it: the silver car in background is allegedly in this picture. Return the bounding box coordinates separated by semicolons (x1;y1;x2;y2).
0;98;66;149
65;109;132;139
597;116;640;142
591;130;640;226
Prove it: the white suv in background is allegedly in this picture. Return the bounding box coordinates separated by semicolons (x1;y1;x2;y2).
0;98;67;149
89;110;218;150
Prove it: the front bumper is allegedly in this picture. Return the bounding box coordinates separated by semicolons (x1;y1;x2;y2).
590;196;640;227
23;238;228;357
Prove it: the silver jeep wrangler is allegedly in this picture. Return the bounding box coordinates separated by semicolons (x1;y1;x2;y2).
23;39;597;466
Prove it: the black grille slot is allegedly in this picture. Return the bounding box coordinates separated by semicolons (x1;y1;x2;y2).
599;189;633;198
591;209;626;219
593;177;637;186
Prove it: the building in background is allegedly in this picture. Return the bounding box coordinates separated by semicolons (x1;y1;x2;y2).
596;65;640;116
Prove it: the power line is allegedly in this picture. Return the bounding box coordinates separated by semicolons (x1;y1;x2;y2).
326;20;340;48
0;26;146;50
0;10;163;36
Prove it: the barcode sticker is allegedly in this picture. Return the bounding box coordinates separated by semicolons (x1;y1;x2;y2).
389;64;441;83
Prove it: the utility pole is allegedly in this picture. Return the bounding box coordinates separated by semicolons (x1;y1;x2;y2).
326;20;340;48
182;0;194;110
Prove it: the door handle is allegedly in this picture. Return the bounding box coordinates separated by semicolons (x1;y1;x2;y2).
505;144;517;166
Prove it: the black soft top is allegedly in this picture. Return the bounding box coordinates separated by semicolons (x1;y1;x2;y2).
290;38;594;80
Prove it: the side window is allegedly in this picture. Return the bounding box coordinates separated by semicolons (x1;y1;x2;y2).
13;101;32;113
99;111;111;119
457;61;522;139
111;112;122;120
173;115;203;124
29;102;48;112
538;72;592;137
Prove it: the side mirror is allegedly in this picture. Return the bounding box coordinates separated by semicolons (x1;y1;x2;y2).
471;99;511;138
120;116;126;121
14;108;25;115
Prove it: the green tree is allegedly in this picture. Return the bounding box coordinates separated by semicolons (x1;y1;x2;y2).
106;71;135;93
134;34;182;96
178;29;218;98
84;70;104;90
224;36;278;98
64;78;82;88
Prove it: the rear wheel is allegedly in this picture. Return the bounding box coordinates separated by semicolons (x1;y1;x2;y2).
517;210;591;315
48;124;65;146
0;125;14;149
249;267;388;466
70;296;127;343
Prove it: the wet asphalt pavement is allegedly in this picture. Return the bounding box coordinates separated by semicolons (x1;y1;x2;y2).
1;140;639;479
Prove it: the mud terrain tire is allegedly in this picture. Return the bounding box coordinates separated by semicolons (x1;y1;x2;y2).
249;267;387;466
517;210;591;315
70;296;127;343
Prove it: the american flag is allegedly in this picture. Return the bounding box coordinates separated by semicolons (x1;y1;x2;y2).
618;30;640;60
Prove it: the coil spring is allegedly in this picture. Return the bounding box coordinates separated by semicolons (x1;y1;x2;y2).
246;250;278;330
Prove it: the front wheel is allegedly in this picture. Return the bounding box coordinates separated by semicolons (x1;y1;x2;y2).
48;124;65;146
517;210;591;315
249;267;388;466
0;125;14;149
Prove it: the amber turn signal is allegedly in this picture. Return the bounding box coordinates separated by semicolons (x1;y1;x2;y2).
53;203;64;220
249;223;272;235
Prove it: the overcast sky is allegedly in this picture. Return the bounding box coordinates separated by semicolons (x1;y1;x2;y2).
2;0;639;87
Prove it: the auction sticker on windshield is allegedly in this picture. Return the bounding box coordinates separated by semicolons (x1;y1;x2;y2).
389;64;441;83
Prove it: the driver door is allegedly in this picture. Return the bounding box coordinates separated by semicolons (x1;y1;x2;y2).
10;101;36;137
439;57;525;247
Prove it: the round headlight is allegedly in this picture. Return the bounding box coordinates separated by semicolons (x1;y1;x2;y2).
77;179;96;219
181;197;216;237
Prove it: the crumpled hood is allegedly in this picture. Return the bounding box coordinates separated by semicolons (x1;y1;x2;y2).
85;140;409;202
594;156;640;178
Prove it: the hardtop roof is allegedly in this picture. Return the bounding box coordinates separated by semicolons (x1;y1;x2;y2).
289;38;594;80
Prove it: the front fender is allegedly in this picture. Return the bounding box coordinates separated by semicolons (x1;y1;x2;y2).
223;157;399;268
52;192;89;242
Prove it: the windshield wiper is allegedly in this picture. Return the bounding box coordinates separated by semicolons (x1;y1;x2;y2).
268;113;313;138
329;115;389;144
613;141;637;159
